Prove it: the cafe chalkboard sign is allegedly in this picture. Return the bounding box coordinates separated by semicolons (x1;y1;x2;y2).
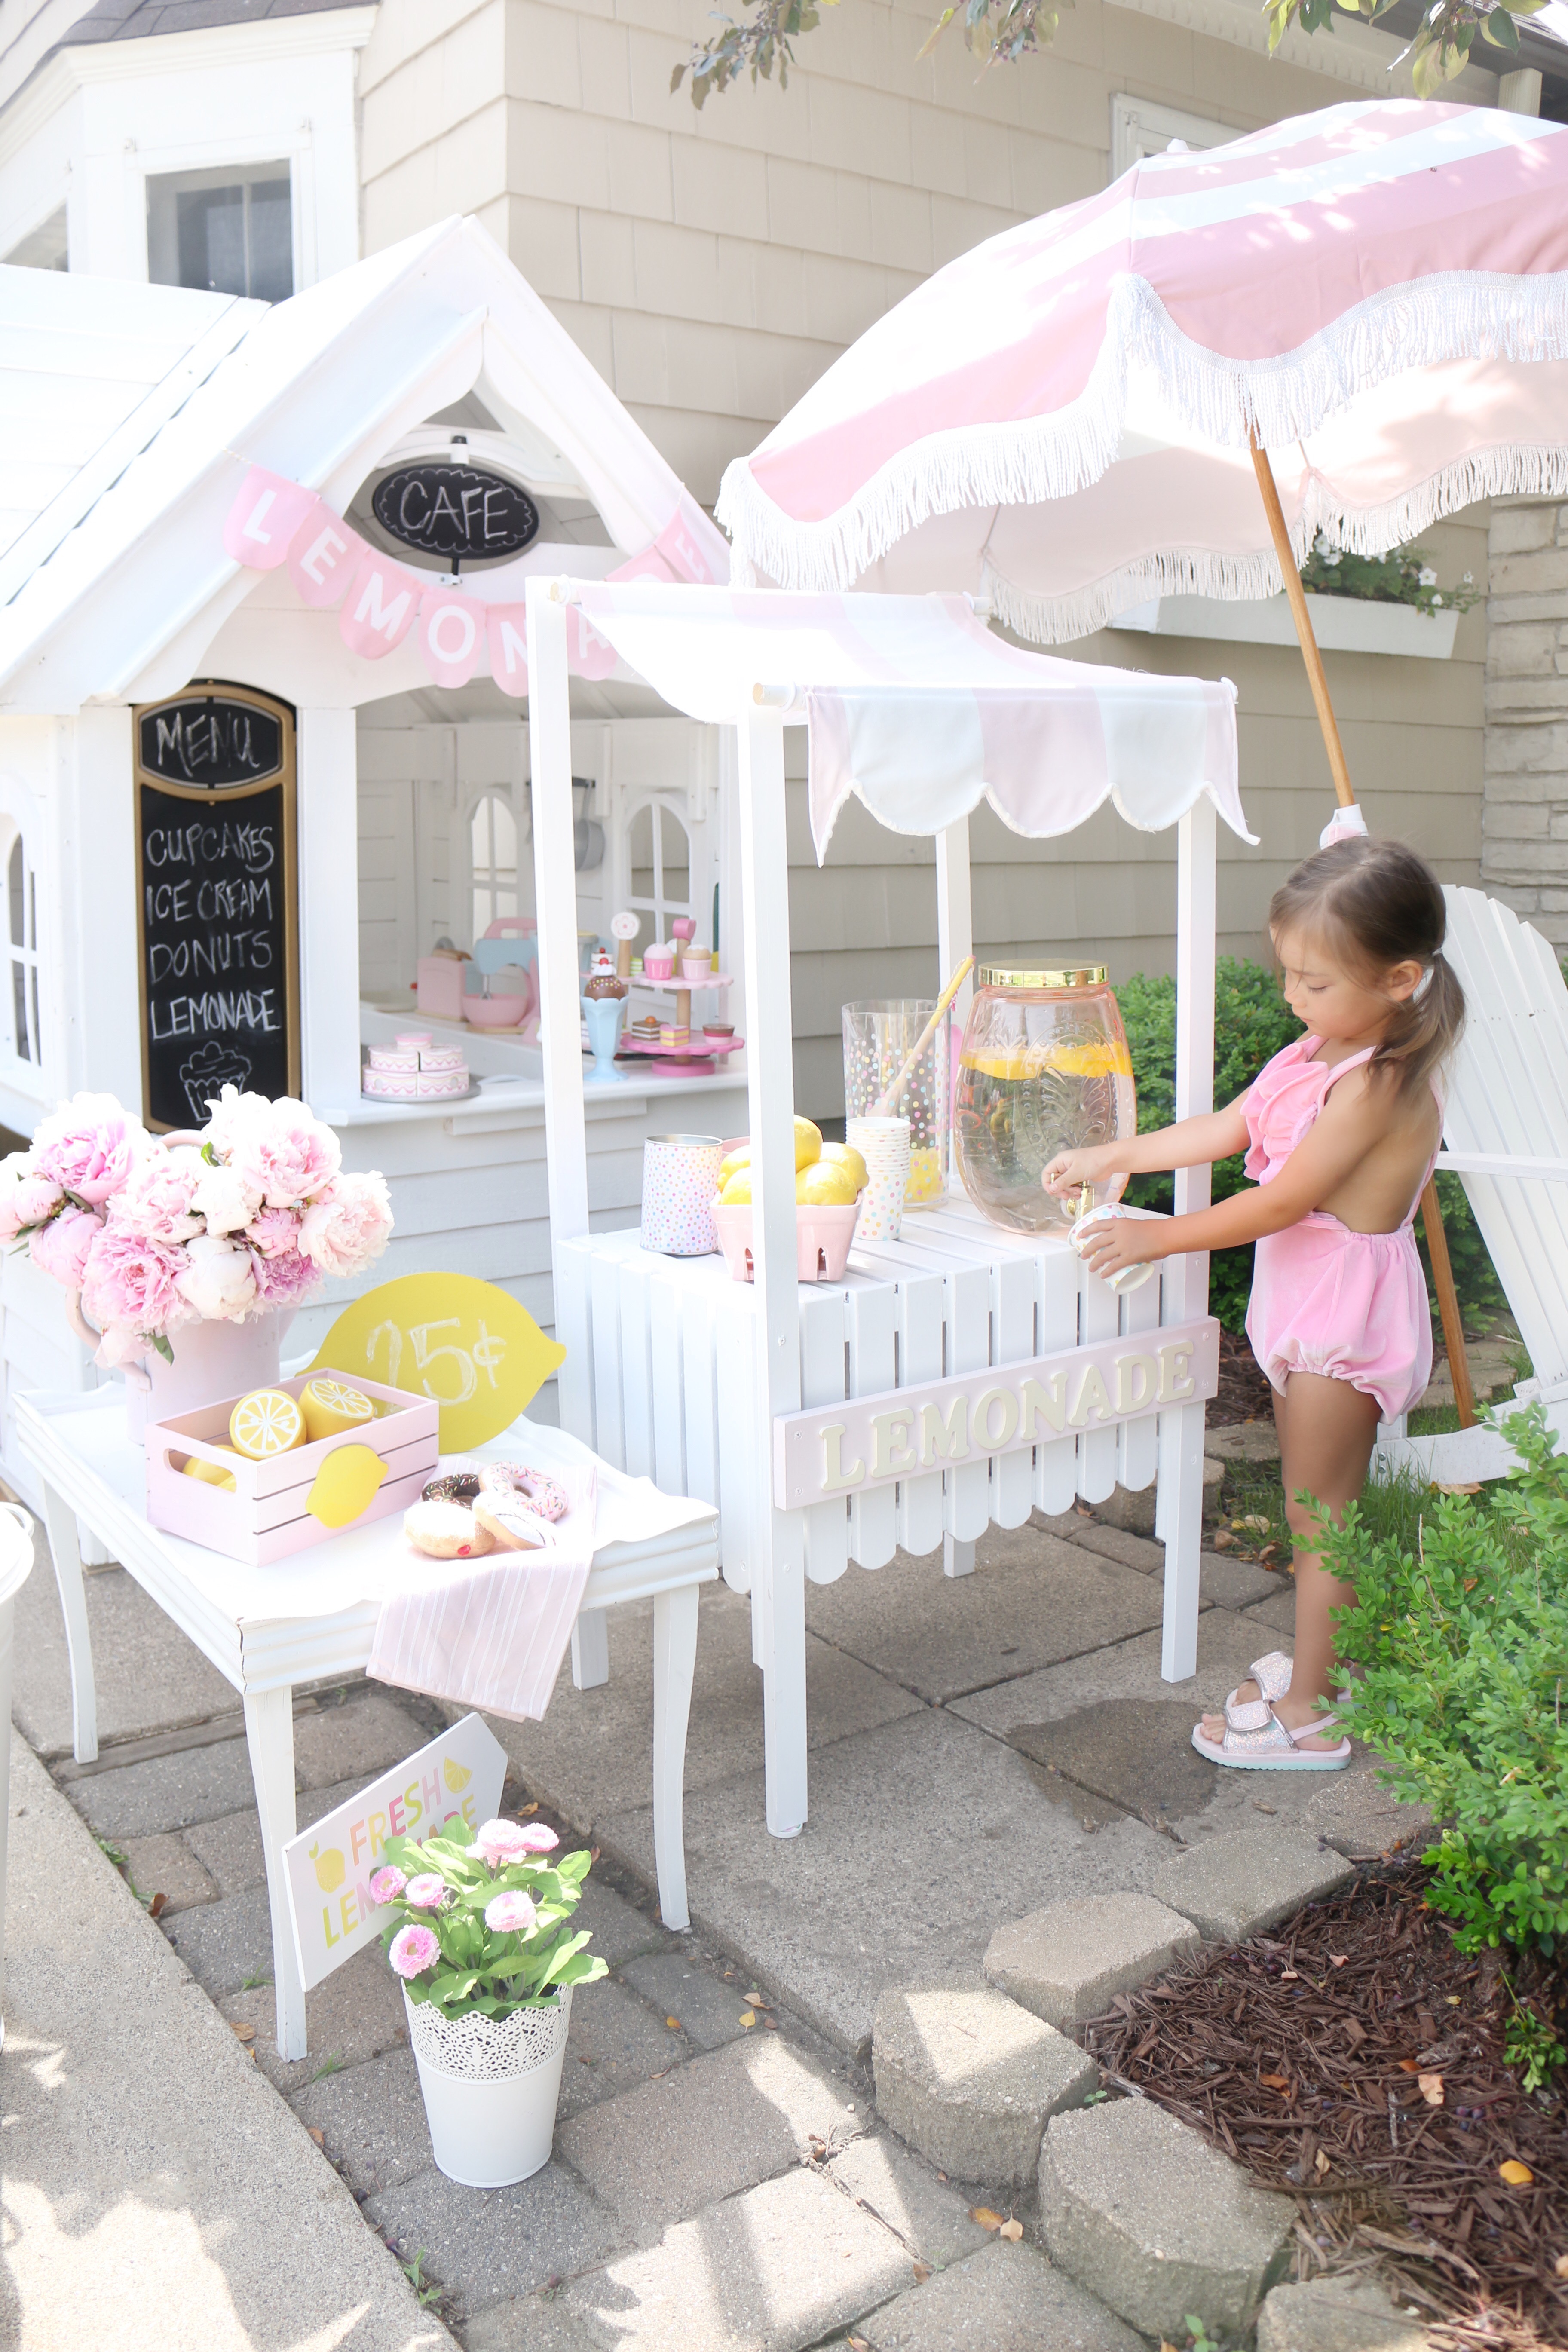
133;683;300;1133
371;462;539;564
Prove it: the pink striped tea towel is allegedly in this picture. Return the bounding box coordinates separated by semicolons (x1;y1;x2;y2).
367;1461;597;1723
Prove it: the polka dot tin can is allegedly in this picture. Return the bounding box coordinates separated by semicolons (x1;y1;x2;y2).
640;1134;724;1257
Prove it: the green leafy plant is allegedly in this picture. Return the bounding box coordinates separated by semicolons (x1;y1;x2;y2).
1185;2321;1222;2352
1299;536;1482;619
1322;1401;1568;1958
1265;0;1546;98
1504;1996;1565;2092
373;1816;606;2021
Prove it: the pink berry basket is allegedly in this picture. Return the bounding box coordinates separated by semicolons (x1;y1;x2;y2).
712;1198;862;1285
144;1368;439;1565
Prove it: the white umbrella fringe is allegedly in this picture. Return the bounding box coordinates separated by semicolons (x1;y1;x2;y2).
718;267;1568;611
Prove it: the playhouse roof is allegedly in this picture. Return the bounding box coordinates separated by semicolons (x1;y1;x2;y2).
571;579;1249;860
0;218;726;714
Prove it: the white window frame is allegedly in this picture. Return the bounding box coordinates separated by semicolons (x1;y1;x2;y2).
1110;96;1237;181
0;812;44;1096
145;159;297;303
467;787;521;945
622;792;695;948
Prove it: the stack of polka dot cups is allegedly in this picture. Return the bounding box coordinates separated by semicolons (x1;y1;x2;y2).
845;1115;911;1243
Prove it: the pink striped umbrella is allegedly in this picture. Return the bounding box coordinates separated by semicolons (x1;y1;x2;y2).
719;100;1568;661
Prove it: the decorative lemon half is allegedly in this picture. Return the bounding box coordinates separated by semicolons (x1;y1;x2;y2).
299;1376;375;1444
229;1387;306;1461
180;1447;239;1492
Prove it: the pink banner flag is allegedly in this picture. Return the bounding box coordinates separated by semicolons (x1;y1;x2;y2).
567;606;618;681
606;544;678;587
339;550;422;658
223;468;321;570
487;603;529;698
654;489;727;585
418;586;486;690
287;509;364;609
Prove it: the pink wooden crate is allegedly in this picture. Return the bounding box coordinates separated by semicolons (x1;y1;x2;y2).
144;1368;440;1565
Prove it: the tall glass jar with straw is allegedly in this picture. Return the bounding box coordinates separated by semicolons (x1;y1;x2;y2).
842;1000;949;1208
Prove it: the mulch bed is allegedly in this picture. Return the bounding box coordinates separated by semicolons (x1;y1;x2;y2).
1085;1864;1567;2349
1212;1327;1277;1427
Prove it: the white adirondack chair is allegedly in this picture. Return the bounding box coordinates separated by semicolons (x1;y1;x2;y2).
1375;885;1568;1485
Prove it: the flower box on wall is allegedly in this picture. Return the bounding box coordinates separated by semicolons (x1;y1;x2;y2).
1111;592;1460;660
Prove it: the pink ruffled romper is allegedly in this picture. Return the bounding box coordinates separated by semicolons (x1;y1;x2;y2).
1243;1036;1436;1422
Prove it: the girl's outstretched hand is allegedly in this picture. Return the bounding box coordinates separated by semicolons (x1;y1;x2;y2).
1075;1213;1157;1280
1041;1146;1114;1199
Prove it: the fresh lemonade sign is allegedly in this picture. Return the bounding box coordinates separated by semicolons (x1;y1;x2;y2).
282;1713;507;1990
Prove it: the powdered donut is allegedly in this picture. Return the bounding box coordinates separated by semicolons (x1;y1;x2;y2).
478;1461;570;1522
472;1492;553;1554
422;1470;482;1504
404;1498;495;1559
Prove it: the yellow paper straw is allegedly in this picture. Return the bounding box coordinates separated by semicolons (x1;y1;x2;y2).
872;956;974;1119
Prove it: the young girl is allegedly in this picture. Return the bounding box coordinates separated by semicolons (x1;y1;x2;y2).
1041;837;1465;1770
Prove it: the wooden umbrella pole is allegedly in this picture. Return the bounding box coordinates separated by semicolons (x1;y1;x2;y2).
1249;432;1474;1423
1248;436;1356;810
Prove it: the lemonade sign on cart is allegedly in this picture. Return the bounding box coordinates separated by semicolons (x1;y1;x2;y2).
282;1713;507;1989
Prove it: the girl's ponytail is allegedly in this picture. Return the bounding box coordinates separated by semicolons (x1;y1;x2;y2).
1268;838;1466;1101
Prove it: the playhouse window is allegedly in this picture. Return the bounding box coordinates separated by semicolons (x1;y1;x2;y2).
471;792;519;939
5;833;40;1066
626;799;691;944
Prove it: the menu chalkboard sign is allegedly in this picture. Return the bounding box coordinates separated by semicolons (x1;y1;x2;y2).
133;683;300;1133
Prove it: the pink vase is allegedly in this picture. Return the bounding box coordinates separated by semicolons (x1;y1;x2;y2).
71;1299;294;1443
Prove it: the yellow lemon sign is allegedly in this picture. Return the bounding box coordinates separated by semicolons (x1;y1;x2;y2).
305;1443;388;1529
311;1844;346;1893
309;1273;566;1452
443;1758;471;1793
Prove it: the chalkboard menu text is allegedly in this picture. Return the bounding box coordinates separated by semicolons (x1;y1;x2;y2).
133;684;300;1132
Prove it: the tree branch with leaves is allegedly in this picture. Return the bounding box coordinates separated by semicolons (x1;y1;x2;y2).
671;0;1546;107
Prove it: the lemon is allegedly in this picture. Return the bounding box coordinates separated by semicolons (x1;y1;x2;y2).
796;1159;859;1207
718;1145;750;1187
793;1116;822;1170
719;1170;753;1207
819;1142;868;1191
304;1442;388;1529
299;1376;375;1443
229;1386;306;1460
180;1448;239;1493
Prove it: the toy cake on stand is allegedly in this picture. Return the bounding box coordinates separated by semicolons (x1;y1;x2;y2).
362;1031;470;1101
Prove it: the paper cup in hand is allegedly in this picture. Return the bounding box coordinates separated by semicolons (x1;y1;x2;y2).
1069;1204;1155;1294
846;1115;910;1243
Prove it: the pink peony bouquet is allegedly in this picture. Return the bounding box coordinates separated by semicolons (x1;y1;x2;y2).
370;1815;606;2020
0;1085;392;1369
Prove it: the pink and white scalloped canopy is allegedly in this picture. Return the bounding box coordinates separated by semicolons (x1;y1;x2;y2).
718;101;1568;643
572;582;1246;862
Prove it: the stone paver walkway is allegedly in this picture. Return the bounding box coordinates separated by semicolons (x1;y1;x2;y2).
8;1433;1429;2347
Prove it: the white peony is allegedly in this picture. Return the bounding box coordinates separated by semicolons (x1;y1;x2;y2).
175;1232;258;1323
190;1158;262;1238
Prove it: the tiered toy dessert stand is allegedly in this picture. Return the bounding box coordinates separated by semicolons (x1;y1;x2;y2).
521;576;1248;1843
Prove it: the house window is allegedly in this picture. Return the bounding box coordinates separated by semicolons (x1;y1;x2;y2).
147;166;293;303
3;207;67;271
626;799;691;944
470;792;518;939
5;832;40;1066
1110;97;1235;180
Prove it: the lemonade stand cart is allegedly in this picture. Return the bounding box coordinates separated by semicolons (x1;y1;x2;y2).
523;578;1250;1839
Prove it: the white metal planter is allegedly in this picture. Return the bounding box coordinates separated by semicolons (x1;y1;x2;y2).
404;1986;572;2188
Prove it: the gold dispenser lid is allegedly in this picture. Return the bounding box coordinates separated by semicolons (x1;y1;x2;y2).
975;964;1108;990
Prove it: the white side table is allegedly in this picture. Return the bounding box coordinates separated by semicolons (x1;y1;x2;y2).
16;1391;717;2061
0;1498;34;2049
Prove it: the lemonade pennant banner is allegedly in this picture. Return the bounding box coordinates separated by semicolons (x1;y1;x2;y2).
308;1273;566;1451
282;1713;507;1990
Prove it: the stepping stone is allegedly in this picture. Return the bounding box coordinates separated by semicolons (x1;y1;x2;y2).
1038;2096;1295;2340
1258;2278;1437;2351
873;1986;1098;2187
983;1893;1201;2028
859;2238;1146;2350
1149;1822;1356;1942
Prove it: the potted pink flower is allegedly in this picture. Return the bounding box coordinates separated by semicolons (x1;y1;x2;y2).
370;1813;606;2187
1;1085;393;1424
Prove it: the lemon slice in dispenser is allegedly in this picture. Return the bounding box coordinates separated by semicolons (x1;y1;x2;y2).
229;1387;306;1460
299;1377;375;1443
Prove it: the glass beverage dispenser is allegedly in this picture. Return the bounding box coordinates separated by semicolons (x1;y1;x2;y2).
953;966;1136;1234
